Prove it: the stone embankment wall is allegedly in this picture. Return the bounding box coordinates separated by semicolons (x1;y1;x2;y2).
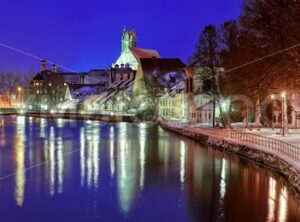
160;121;300;193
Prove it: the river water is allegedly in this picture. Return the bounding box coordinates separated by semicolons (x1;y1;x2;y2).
0;116;299;222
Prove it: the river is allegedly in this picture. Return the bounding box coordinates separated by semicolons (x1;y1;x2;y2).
0;116;299;221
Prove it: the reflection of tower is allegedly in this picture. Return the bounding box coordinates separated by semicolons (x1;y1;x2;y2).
122;28;137;52
15;116;26;206
117;122;137;214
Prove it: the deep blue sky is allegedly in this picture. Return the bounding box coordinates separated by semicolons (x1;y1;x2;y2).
0;0;243;74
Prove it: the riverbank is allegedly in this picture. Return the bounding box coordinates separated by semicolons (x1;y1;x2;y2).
160;121;300;193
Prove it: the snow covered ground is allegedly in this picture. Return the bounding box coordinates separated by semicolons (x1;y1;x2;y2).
241;128;300;148
169;121;300;148
229;122;300;148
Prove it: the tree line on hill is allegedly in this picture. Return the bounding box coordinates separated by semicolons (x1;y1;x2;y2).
189;0;300;127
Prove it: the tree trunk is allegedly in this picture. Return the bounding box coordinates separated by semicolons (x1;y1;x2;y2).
282;95;289;136
255;98;261;127
243;104;249;128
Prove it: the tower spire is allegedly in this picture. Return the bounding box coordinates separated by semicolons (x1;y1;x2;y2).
121;28;136;52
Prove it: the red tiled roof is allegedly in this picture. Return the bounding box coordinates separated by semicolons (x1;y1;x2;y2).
129;47;160;60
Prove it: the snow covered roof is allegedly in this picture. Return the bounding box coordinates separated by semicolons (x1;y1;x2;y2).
140;58;186;89
129;47;160;60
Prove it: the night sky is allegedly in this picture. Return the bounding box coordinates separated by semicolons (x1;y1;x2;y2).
0;0;243;74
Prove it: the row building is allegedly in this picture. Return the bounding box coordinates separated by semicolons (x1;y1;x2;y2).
25;29;209;122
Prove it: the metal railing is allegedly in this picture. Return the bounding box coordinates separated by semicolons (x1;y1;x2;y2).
163;121;300;167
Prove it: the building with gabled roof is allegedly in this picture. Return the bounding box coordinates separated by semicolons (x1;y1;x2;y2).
114;29;160;70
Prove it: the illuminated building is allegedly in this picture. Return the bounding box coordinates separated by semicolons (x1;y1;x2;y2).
24;29;190;121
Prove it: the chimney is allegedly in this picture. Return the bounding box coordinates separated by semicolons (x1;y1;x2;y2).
51;64;58;73
80;74;84;84
41;60;47;72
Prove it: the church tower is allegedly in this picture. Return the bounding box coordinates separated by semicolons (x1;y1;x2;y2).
122;28;137;52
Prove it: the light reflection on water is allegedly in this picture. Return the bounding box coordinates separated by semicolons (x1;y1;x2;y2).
0;116;299;221
14;116;25;206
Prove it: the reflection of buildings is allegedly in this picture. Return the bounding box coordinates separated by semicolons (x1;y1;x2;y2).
80;122;100;188
117;122;138;213
48;126;64;195
185;143;291;221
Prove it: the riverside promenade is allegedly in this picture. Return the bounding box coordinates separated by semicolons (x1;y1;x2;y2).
160;121;300;193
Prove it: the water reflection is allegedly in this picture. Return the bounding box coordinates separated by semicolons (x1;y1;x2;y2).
49;126;55;195
117;122;137;214
110;126;115;178
40;118;47;138
80;127;85;187
83;121;100;188
14;116;26;206
268;177;276;221
180;140;186;188
0;117;299;221
279;187;288;222
139;123;146;189
48;126;65;195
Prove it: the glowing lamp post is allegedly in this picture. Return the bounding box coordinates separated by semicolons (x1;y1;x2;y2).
17;86;23;109
271;94;275;130
281;91;288;137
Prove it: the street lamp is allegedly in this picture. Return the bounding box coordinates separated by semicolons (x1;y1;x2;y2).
17;86;23;109
281;91;288;136
271;95;275;130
